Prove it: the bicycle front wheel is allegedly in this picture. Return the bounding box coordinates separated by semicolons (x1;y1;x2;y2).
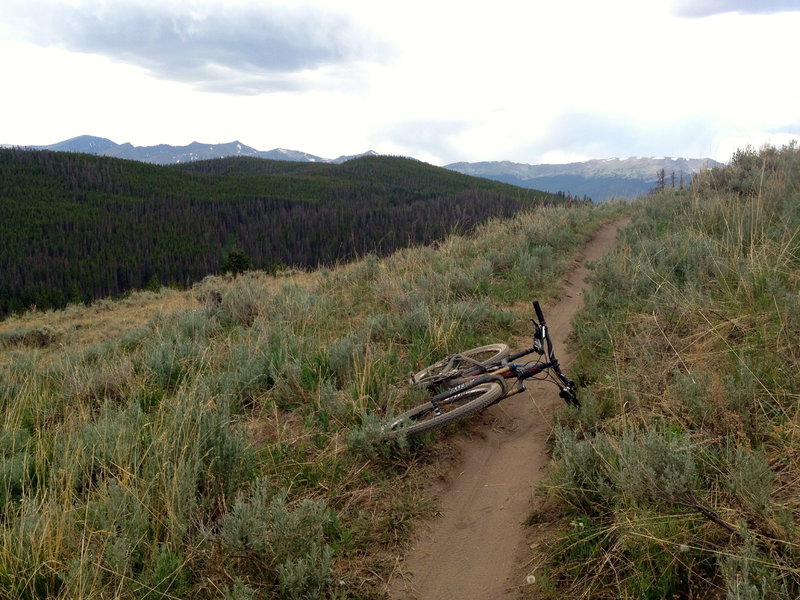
409;344;509;389
386;381;505;437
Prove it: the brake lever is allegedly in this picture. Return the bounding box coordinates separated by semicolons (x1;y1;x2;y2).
531;319;545;354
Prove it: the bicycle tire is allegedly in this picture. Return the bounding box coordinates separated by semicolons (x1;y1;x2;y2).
409;344;510;389
386;381;505;437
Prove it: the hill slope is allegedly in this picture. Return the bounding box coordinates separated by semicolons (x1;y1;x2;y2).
0;200;626;600
0;149;566;317
539;144;800;597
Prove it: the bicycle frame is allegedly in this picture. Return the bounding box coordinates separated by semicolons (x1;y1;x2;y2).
429;301;578;409
386;300;579;438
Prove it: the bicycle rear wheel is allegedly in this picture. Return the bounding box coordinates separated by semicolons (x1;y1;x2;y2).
409;344;509;389
386;381;505;437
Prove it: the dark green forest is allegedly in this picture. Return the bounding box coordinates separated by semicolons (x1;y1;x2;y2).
0;149;571;317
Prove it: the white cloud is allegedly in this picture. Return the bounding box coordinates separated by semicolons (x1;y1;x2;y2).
4;0;393;94
672;0;800;17
1;0;798;164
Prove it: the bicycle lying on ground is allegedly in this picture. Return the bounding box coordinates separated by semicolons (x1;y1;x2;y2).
385;301;579;437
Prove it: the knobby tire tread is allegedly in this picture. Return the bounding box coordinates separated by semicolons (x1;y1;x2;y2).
387;381;505;437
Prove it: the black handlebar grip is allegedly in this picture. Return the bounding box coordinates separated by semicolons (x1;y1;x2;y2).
533;301;545;324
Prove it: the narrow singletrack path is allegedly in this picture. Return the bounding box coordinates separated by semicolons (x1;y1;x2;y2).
388;217;629;600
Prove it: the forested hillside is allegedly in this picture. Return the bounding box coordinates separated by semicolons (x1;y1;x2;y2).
0;149;568;318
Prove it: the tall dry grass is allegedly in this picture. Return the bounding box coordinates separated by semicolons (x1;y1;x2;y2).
538;143;800;599
0;201;627;599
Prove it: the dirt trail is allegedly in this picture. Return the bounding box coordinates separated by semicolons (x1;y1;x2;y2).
388;218;629;600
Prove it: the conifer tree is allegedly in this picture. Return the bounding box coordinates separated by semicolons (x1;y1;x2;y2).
221;249;251;276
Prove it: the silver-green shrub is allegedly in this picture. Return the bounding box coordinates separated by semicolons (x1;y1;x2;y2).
327;333;363;385
613;427;699;504
220;480;335;599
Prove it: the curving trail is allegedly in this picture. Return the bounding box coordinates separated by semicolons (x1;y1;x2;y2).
388;218;629;600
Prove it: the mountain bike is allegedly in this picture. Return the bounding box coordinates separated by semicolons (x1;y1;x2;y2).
386;301;579;437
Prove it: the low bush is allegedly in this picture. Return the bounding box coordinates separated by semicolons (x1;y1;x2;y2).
0;325;61;349
220;480;335;598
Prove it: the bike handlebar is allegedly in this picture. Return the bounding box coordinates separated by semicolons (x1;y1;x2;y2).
531;299;579;407
533;300;545;324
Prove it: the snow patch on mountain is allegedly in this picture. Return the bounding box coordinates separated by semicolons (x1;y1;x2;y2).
26;135;381;166
444;156;724;202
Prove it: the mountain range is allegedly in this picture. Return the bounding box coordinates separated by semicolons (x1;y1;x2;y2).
18;135;724;202
444;156;724;201
26;135;377;165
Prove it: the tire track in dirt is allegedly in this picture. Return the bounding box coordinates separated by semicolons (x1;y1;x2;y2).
388;217;629;600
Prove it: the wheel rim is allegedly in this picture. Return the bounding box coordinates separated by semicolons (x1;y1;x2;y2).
410;344;509;386
388;381;504;433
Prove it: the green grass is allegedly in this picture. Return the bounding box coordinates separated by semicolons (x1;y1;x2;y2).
539;143;800;599
0;200;627;599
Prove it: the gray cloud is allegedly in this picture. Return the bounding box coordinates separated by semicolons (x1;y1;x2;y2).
9;1;393;94
672;0;800;18
380;119;475;161
518;111;725;162
377;113;724;165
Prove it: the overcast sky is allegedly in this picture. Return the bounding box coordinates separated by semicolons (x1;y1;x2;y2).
1;0;798;165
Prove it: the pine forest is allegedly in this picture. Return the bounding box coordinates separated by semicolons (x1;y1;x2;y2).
0;149;572;318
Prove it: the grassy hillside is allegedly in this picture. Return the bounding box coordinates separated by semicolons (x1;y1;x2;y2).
0;150;568;318
535;144;800;598
0;201;626;599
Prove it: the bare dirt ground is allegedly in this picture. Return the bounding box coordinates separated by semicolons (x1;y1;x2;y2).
388;218;629;600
